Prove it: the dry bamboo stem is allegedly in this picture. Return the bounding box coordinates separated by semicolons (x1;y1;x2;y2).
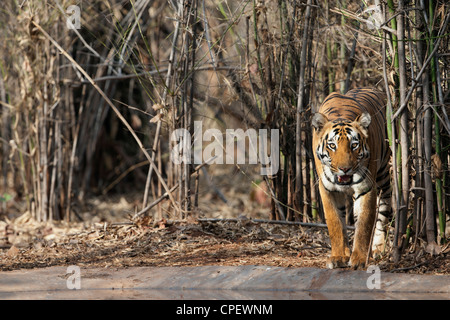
382;4;400;253
295;0;312;216
396;0;409;260
423;64;435;244
30;19;181;215
38;41;49;222
142;0;184;211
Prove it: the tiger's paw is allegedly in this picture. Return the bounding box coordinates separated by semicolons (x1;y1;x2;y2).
326;255;350;269
349;250;367;269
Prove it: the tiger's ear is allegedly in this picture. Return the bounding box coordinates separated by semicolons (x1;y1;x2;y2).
312;113;329;132
357;112;371;129
354;112;371;137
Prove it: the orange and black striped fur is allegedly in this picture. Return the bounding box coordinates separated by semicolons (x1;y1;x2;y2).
312;88;391;269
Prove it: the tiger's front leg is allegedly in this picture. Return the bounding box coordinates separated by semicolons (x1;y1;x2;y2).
350;187;377;269
319;182;351;269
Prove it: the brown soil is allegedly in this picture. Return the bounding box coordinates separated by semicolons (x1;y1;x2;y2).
1;212;449;274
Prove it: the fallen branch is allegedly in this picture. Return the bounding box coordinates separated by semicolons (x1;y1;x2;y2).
390;261;428;273
197;217;356;230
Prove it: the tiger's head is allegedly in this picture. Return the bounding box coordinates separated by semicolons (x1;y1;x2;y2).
312;112;371;186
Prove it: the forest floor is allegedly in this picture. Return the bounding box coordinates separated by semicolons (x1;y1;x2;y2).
0;166;449;275
0;195;449;275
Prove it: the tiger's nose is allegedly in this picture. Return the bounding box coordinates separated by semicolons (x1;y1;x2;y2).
339;167;351;173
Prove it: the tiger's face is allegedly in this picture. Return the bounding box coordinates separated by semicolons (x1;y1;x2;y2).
312;112;371;187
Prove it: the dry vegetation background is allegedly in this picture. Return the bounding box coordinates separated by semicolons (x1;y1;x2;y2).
0;0;449;271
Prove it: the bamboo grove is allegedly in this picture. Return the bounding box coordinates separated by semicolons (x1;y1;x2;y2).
0;0;448;261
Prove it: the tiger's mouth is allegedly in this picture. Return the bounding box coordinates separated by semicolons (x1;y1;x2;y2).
335;174;352;185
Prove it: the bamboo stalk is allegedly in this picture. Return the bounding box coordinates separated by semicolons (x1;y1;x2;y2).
382;1;400;257
427;0;445;243
30;19;181;215
420;2;436;244
434;61;447;242
396;0;409;260
142;0;184;212
295;0;313;217
391;12;450;121
383;54;399;242
414;0;425;242
325;0;335;94
0;71;8;214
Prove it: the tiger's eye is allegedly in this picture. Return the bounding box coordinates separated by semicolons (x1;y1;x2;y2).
328;143;336;149
351;143;359;149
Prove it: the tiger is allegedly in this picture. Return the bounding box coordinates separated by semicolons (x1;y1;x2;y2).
312;88;391;269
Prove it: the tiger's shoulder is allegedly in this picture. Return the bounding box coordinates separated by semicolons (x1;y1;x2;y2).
318;88;386;123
